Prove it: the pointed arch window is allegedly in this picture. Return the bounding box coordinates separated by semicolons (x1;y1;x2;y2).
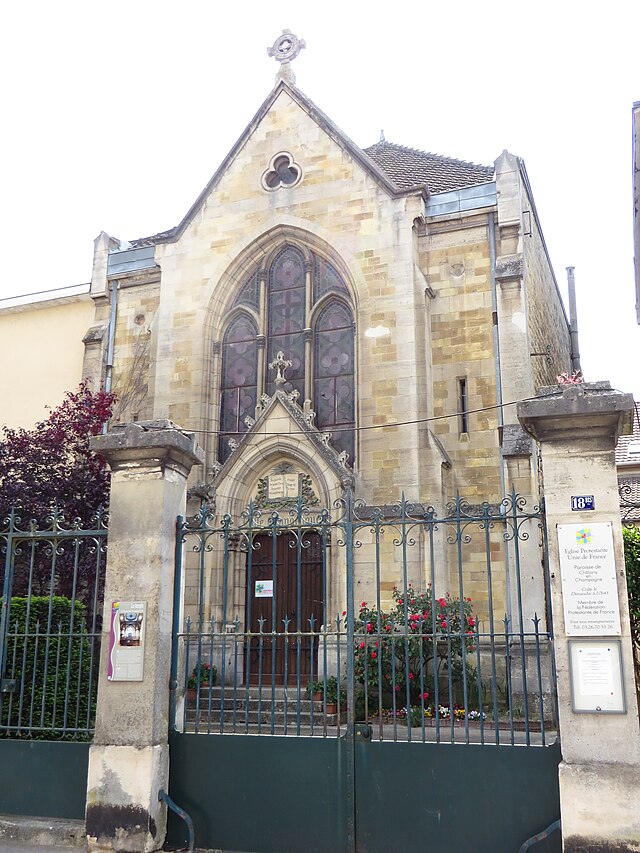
219;314;258;459
314;300;355;460
218;247;356;465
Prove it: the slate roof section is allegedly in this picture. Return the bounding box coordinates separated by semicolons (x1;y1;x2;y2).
363;141;494;194
615;407;640;466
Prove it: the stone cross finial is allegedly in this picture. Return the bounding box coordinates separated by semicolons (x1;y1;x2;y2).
268;350;292;386
267;29;305;84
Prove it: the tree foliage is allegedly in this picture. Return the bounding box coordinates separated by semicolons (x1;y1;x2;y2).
0;381;114;526
623;526;640;691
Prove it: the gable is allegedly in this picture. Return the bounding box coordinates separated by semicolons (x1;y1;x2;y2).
210;388;354;501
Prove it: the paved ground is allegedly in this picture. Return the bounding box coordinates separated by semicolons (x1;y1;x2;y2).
0;847;83;852
0;846;248;853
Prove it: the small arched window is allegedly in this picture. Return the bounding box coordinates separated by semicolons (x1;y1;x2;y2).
219;247;355;464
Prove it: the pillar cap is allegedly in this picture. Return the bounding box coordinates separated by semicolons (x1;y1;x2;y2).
517;381;634;444
90;420;205;473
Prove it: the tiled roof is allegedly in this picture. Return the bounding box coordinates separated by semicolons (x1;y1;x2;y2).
363;141;494;194
615;407;640;466
130;227;177;249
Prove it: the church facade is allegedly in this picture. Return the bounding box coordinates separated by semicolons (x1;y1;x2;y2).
6;39;576;645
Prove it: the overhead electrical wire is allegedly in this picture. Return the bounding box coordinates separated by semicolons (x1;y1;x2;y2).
188;395;528;438
183;385;633;439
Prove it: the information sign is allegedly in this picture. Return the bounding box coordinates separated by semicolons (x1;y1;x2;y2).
569;639;625;713
557;522;621;636
255;580;274;598
108;600;147;681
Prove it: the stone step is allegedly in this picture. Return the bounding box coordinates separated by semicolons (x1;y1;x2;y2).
186;707;346;725
186;696;320;712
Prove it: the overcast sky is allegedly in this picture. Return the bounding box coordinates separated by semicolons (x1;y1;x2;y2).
1;1;639;399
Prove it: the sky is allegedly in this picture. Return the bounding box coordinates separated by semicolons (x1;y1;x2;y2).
1;1;639;399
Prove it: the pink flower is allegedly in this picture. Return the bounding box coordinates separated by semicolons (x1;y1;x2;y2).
438;597;446;607
366;623;373;634
359;641;365;649
441;620;447;628
342;610;347;616
361;602;367;608
409;672;414;680
371;651;377;659
468;617;475;627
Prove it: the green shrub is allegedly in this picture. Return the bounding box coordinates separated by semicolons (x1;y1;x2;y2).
1;596;97;740
354;585;476;707
623;527;640;691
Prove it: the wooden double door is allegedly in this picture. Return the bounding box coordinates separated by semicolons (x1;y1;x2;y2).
245;532;324;685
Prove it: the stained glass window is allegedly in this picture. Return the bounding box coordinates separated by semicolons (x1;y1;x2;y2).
314;301;355;462
219;313;258;462
233;271;260;311
267;247;305;398
314;257;350;302
219;247;356;465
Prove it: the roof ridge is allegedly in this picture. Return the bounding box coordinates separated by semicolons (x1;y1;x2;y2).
364;139;493;171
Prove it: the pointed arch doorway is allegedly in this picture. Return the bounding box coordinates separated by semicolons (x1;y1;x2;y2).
245;530;325;685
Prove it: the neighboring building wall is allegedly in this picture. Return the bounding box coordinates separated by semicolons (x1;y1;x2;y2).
634;101;640;324
0;294;94;429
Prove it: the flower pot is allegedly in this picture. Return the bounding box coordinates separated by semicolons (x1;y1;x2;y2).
313;691;324;702
325;703;338;715
186;683;210;703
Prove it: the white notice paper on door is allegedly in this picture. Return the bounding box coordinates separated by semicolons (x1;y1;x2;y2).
255;580;273;598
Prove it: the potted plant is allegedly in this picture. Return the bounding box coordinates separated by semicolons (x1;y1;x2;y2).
186;661;217;702
306;680;325;702
324;676;342;715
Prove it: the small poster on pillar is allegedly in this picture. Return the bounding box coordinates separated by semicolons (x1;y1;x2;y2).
557;522;622;636
108;601;147;681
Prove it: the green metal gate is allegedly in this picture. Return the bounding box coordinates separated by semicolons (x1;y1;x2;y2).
168;491;561;852
0;509;107;819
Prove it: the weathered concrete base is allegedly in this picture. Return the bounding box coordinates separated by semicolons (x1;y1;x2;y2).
0;815;85;848
560;762;640;852
86;744;168;853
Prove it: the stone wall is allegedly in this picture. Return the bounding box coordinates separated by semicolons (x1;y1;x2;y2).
418;213;502;505
520;180;572;389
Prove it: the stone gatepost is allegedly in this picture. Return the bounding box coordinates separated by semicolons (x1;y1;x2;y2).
518;383;640;852
85;421;204;853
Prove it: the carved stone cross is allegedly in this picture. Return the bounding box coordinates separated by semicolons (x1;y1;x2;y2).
268;350;292;386
267;29;305;84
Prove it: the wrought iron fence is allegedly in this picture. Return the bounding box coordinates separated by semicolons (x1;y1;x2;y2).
619;479;640;526
0;509;107;739
173;490;557;746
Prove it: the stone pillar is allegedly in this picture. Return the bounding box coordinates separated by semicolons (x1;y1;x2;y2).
518;382;640;852
86;421;204;853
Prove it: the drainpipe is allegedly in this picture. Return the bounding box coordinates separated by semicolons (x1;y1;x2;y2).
566;266;581;373
488;214;513;631
103;280;119;433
